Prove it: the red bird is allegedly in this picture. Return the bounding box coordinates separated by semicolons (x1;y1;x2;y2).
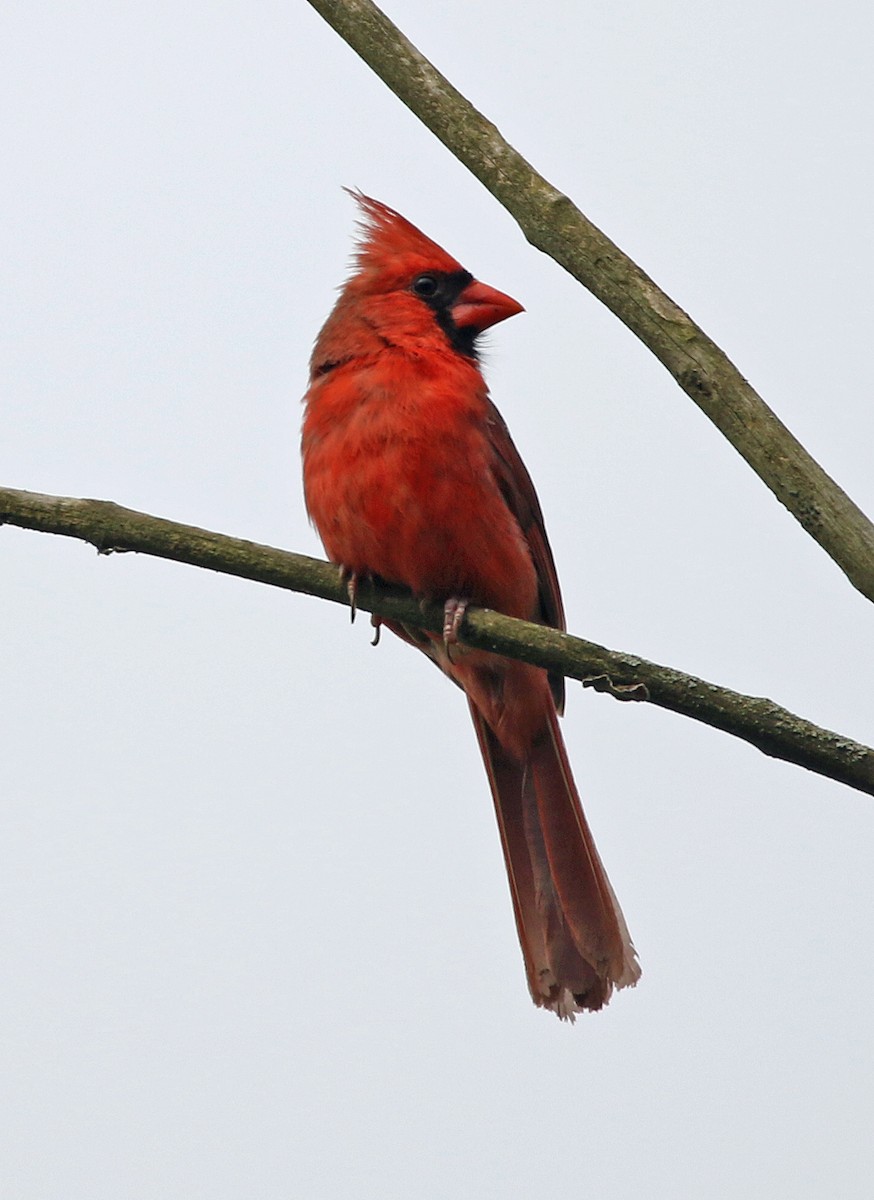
302;194;639;1018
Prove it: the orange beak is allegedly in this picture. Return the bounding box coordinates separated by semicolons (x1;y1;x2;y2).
450;279;524;332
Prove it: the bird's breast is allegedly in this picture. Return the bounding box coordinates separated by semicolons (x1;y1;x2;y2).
302;353;538;618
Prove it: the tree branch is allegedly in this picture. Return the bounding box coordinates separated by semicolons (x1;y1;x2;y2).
305;0;874;604
2;484;871;796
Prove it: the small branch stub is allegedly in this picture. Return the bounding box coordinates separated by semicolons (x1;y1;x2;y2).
583;674;650;703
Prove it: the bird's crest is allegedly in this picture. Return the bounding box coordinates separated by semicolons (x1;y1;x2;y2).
345;190;463;283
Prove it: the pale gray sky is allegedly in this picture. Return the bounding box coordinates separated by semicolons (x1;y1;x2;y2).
2;2;873;1197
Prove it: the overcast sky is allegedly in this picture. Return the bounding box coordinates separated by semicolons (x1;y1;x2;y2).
3;2;873;1197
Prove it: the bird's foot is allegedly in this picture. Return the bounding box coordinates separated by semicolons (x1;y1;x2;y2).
338;565;360;622
442;596;469;646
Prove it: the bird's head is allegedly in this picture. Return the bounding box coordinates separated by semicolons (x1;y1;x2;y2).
342;191;523;357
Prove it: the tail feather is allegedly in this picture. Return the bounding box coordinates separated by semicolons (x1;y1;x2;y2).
470;701;639;1019
472;705;552;1006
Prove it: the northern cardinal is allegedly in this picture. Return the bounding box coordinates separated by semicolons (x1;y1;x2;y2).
302;194;639;1017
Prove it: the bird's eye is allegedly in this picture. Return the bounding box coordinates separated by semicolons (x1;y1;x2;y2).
411;274;439;298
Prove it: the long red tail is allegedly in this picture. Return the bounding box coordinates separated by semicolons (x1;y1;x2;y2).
470;702;639;1018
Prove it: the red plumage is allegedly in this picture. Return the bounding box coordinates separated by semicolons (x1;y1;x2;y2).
302;194;639;1017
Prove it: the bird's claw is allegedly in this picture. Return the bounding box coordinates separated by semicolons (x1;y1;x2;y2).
339;566;382;642
443;597;469;646
339;566;359;623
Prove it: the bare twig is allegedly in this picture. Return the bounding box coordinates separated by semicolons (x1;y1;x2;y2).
2;484;871;796
305;0;874;604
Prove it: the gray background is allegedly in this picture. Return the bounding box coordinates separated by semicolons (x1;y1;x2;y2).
2;2;872;1196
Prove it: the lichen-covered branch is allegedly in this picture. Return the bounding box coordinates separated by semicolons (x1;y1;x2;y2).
2;484;871;796
305;0;874;604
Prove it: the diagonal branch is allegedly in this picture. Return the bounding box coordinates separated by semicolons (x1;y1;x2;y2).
305;0;874;604
2;484;871;796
